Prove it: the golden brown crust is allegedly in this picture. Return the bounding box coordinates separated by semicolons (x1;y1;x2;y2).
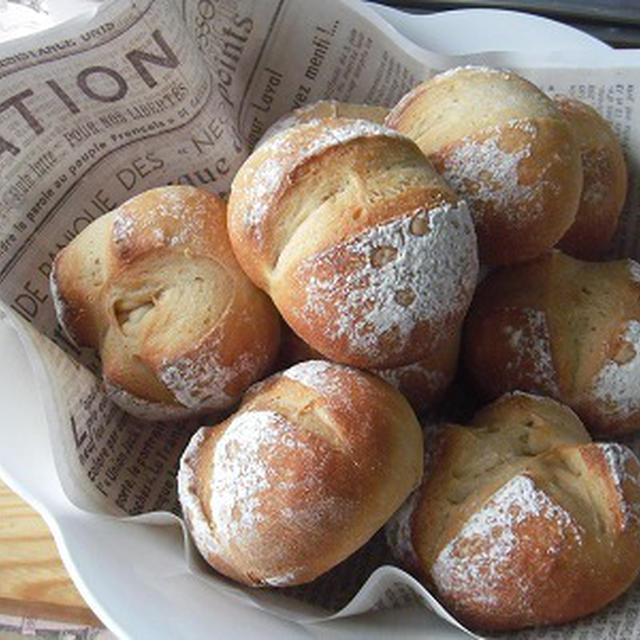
50;214;114;347
463;250;640;436
276;323;459;413
555;96;628;259
260;100;389;144
389;392;640;632
50;186;281;419
386;66;583;266
228;117;478;369
374;331;459;413
178;360;423;587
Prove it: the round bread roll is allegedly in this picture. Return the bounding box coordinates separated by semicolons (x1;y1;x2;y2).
554;95;628;259
228;117;478;369
50;186;280;420
178;360;423;587
385;66;583;266
259;100;389;144
386;392;640;632
277;324;459;414
463;250;640;436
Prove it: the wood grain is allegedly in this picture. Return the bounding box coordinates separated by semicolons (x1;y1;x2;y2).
0;479;101;626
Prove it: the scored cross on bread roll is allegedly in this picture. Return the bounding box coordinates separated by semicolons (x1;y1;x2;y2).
178;360;423;587
228;117;478;370
50;186;281;420
463;250;640;436
386;66;583;266
386;392;640;632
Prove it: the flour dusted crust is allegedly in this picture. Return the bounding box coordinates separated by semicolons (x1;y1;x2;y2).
50;186;281;420
554;95;628;259
277;323;459;413
103;380;206;422
464;250;640;436
386;66;583;266
259;100;389;144
374;331;459;413
385;392;640;632
228;117;478;369
177;360;423;588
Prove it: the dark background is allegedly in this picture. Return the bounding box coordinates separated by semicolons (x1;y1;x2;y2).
374;1;640;47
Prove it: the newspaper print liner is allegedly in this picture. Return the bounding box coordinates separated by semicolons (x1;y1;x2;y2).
2;0;640;636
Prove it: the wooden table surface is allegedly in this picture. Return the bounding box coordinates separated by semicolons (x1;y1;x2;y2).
0;478;101;627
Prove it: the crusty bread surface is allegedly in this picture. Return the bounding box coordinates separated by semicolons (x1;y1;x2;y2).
463;250;640;436
178;360;424;587
228;117;478;369
386;392;640;631
51;185;281;419
386;66;583;266
554;95;628;259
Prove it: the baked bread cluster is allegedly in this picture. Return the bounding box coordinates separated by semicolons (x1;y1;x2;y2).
47;63;637;633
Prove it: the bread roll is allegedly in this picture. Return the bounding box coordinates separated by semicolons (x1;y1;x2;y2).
554;95;628;259
178;360;423;587
277;323;459;413
260;100;389;144
385;66;583;266
228;117;478;369
386;392;640;631
50;186;280;420
463;250;640;436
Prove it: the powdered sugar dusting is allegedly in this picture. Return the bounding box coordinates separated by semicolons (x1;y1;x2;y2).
258;100;341;145
239;119;406;244
590;320;640;421
432;474;582;608
581;148;613;206
178;409;350;587
598;442;640;530
160;347;259;411
282;359;335;387
440;124;540;223
282;359;361;399
211;411;287;550
178;428;218;557
629;260;640;286
112;206;133;245
502;307;559;394
297;202;477;361
113;187;212;254
376;359;446;392
435;65;512;83
385;489;421;571
103;378;202;421
263;570;303;587
209;409;346;584
258;114;305;147
242;156;284;241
